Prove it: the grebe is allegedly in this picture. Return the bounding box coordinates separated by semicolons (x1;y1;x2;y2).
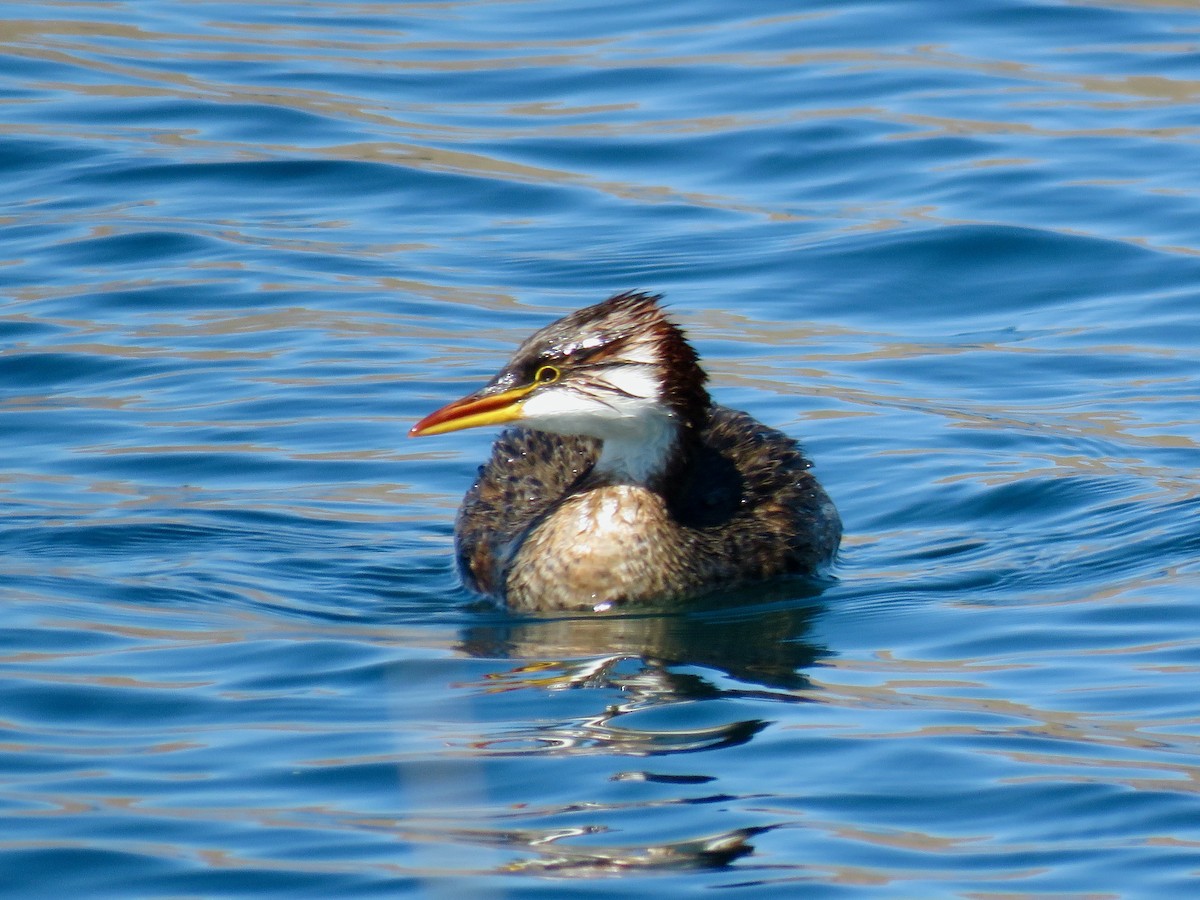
409;291;840;613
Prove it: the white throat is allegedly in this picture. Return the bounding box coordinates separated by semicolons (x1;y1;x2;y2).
592;411;679;484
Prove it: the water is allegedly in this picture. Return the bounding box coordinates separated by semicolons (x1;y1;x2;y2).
2;0;1199;895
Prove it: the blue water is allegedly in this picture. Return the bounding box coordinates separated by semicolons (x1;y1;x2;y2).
3;0;1200;895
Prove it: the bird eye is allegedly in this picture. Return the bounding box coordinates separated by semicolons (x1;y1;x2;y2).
533;365;560;384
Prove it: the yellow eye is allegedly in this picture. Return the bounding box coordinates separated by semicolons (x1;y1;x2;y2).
533;365;560;384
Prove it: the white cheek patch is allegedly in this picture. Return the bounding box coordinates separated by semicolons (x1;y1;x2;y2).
517;365;679;483
521;387;605;424
600;366;660;403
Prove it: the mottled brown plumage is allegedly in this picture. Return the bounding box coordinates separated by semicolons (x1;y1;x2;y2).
411;291;841;613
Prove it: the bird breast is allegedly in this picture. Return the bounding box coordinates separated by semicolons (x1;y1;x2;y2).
505;484;688;613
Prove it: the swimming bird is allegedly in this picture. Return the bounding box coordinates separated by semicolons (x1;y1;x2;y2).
409;291;840;613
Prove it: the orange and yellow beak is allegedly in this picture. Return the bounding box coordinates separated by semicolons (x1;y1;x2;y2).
408;382;536;437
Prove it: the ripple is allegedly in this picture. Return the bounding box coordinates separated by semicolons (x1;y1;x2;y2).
3;0;1200;895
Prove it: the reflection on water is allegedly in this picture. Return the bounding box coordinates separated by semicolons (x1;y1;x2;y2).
454;597;825;777
499;826;768;876
463;589;826;693
429;600;828;873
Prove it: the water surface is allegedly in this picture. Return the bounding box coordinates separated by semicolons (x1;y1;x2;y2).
2;0;1200;896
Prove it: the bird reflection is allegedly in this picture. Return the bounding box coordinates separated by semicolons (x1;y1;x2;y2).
498;825;772;875
413;591;831;875
460;584;828;695
456;586;828;759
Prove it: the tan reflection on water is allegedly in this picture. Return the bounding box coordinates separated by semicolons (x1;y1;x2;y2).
814;649;1200;767
7;6;1200;253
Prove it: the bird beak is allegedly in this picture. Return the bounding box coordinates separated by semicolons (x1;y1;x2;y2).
409;382;536;437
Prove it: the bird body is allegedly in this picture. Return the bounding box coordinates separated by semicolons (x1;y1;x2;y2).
410;292;840;613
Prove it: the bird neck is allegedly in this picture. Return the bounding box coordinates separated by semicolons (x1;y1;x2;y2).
589;404;712;493
592;413;680;487
591;352;711;488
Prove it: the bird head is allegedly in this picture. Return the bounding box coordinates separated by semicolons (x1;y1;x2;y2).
409;291;710;482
